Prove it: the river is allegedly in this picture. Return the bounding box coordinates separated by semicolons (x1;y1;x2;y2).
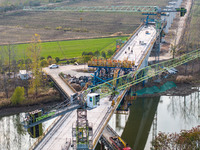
0;88;200;150
108;87;200;149
0;113;58;150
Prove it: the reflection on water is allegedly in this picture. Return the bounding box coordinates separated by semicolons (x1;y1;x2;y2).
109;88;200;150
0;89;200;150
0;113;57;150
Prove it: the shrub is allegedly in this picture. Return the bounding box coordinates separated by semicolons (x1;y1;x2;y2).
152;126;200;149
47;58;55;65
101;51;106;58
63;28;72;31
56;26;62;30
41;60;48;67
55;57;60;63
47;55;52;59
107;49;113;56
11;87;25;105
44;26;51;30
82;51;86;56
94;50;100;57
40;56;45;60
87;52;94;56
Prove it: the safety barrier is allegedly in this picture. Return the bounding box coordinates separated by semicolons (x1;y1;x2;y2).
92;89;127;148
111;23;143;60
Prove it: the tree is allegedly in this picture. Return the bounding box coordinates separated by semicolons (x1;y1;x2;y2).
82;51;86;56
152;126;200;149
11;86;25;105
0;48;8;98
27;34;42;97
107;49;113;57
170;43;179;59
87;52;93;56
94;50;100;57
41;59;48;67
55;57;60;63
47;55;52;60
101;51;106;58
2;44;16;78
47;58;55;65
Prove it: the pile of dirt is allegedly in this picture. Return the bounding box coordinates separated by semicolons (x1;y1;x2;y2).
71;83;82;91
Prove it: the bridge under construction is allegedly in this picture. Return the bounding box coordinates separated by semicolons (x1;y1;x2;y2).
20;0;200;149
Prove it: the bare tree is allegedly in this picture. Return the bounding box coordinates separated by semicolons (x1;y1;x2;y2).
0;47;8;98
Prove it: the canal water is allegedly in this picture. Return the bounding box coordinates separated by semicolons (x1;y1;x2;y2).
0;88;199;150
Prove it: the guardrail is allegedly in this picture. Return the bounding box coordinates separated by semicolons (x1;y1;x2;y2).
111;23;143;60
92;89;127;148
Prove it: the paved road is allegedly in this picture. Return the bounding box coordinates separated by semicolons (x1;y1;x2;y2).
43;65;92;97
114;25;156;66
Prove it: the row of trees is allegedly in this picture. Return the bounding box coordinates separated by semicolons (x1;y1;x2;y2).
79;50;114;64
82;50;114;58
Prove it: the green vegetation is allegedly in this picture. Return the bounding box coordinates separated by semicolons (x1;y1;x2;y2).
13;37;127;59
152;126;200;149
11;86;25;105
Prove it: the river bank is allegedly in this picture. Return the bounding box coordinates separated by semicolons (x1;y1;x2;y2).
1;76;199;117
0;95;61;117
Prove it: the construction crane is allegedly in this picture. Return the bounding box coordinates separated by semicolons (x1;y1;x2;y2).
22;5;187;149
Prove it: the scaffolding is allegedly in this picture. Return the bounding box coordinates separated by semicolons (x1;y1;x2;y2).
72;109;93;150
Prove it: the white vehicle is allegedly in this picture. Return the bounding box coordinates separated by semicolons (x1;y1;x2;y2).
49;64;59;69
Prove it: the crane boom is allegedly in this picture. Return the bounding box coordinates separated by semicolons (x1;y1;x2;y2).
23;5;186;16
24;5;159;13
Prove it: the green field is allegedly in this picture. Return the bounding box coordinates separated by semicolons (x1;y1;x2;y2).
14;36;128;59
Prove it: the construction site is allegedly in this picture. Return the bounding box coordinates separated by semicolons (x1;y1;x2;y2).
0;0;200;149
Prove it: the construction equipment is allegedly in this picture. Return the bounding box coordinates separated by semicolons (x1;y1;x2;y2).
110;136;131;150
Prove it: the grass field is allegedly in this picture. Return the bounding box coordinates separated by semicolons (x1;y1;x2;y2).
14;36;128;59
0;0;170;44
